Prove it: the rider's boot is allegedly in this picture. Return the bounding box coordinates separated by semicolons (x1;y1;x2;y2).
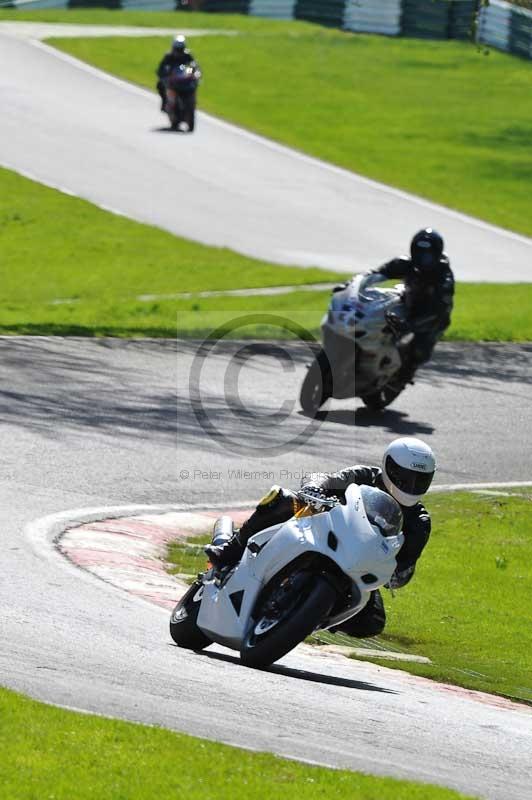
391;333;436;389
393;361;417;387
388;348;418;390
331;590;386;637
204;486;299;569
205;531;244;569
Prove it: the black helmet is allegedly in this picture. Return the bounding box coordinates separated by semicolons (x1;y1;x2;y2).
172;35;186;52
410;228;444;272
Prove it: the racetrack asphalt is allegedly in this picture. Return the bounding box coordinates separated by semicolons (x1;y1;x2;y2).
1;336;531;800
0;26;531;280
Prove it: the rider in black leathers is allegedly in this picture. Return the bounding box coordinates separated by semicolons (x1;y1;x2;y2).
156;35;198;111
358;228;455;386
205;438;435;638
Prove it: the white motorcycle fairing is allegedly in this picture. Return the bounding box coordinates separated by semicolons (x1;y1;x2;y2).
323;275;412;396
196;484;403;651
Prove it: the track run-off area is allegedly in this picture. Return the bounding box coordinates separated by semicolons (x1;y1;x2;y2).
0;19;531;800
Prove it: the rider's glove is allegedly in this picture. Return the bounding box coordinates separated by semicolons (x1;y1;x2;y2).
385;311;411;336
332;282;348;294
299;485;329;511
358;271;384;295
387;565;415;590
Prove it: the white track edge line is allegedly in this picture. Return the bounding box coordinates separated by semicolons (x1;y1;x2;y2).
26;480;532;561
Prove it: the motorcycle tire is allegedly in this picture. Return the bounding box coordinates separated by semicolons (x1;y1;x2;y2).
240;573;335;668
360;383;403;411
169;580;211;651
185;107;195;132
299;349;332;416
183;95;196;132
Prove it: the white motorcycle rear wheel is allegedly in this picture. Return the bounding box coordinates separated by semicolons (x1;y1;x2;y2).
361;382;403;411
169;580;212;651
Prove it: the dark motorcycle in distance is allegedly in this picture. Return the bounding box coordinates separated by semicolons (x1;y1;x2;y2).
164;64;201;132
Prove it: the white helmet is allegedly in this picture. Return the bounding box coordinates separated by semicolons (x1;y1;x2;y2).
382;437;435;507
172;35;186;52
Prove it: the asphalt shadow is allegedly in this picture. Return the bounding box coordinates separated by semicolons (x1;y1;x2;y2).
311;407;435;435
0;338;529;447
193;648;396;694
151;126;188;134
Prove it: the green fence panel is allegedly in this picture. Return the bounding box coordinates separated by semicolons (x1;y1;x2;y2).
448;0;478;40
401;0;451;38
294;0;346;28
509;5;532;58
200;0;251;11
68;0;121;7
402;0;477;40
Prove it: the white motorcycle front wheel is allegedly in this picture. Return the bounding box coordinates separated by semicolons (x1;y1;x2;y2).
240;572;335;669
299;350;332;416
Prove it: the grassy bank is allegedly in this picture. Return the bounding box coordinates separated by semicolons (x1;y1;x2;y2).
1;167;530;339
166;490;532;704
0;686;473;800
19;10;531;238
334;490;532;705
1;282;530;342
0;167;336;300
0;8;291;31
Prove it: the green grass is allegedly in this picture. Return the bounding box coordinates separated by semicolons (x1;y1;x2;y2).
1;280;530;341
442;283;532;341
0;686;474;800
0;167;336;302
19;10;531;238
317;491;532;704
0;8;295;32
166;491;532;704
167;533;211;583
1;166;530;339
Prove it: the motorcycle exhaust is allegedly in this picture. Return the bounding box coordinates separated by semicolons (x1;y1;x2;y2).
211;516;234;546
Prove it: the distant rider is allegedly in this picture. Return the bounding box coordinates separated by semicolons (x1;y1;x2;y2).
156;35;199;112
205;437;436;638
353;229;454;386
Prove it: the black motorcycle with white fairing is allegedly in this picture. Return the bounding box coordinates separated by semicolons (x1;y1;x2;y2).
300;275;415;414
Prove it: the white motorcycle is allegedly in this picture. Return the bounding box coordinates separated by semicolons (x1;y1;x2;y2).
300;275;414;415
169;484;403;668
